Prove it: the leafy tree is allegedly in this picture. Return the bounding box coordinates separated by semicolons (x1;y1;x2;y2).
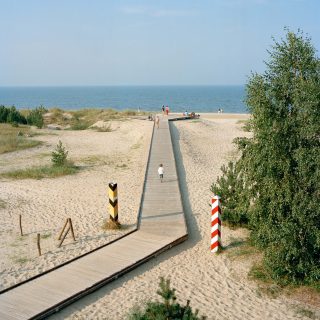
128;277;206;320
51;140;68;167
212;29;320;284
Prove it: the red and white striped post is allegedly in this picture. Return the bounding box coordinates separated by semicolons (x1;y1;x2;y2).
211;195;222;253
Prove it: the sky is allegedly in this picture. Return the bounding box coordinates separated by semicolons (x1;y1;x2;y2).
1;0;319;86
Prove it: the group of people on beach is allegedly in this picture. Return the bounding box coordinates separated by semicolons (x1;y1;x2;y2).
162;105;170;115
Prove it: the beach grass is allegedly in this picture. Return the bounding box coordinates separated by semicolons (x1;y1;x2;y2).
44;108;147;130
0;123;42;154
295;307;316;319
90;124;112;132
102;219;122;230
0;199;6;209
0;164;80;180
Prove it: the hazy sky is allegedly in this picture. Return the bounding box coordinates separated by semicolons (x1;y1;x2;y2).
1;0;319;86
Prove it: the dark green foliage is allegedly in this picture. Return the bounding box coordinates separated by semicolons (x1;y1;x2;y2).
0;106;27;124
26;106;46;128
211;161;249;226
51;140;68;166
0;106;9;122
128;277;206;320
212;29;320;284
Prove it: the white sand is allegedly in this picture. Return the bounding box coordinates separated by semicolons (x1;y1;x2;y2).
1;114;317;319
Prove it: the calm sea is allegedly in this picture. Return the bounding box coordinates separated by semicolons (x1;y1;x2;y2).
0;86;248;113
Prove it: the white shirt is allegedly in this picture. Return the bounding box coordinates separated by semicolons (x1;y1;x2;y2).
158;167;164;175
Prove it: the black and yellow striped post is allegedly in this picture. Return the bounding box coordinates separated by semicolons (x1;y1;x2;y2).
108;182;118;222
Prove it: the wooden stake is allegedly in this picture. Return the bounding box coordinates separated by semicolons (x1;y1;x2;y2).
19;214;23;236
37;233;41;256
68;218;76;241
58;218;69;240
58;226;70;248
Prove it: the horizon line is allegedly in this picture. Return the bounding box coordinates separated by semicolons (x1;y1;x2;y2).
0;84;246;88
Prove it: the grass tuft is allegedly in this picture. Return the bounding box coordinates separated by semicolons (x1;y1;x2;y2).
91;124;112;132
41;233;52;239
102;219;122;230
0;123;42;154
0;164;79;180
295;308;316;319
0;199;6;209
13;256;30;264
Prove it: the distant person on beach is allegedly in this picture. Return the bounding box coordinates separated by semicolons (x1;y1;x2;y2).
162;105;165;114
158;164;164;183
155;115;160;129
165;105;169;115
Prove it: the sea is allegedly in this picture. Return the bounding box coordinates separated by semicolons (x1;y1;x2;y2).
0;85;248;114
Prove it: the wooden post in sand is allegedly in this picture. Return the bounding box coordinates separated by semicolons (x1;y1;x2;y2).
37;233;41;256
108;183;118;222
211;195;222;253
19;214;23;236
58;218;76;247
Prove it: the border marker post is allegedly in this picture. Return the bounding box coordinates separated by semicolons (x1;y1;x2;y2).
108;182;118;222
211;195;222;253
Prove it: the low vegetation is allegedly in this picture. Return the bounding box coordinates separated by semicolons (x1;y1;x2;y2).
0;141;79;179
0;123;42;154
128;277;206;320
212;29;320;288
44;108;146;130
102;219;122;230
0;165;79;180
0;199;6;209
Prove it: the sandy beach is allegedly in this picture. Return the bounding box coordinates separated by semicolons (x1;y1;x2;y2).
0;118;153;290
1;114;318;319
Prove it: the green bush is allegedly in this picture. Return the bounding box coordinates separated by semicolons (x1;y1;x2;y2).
211;161;249;227
26;106;46;128
212;29;320;284
128;277;206;320
0;106;27;124
0;106;9;122
51;140;68;166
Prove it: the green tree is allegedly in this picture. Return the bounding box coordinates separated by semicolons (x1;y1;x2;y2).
0;105;9;122
5;106;27;124
51;140;68;167
128;277;206;320
212;29;320;284
26;107;45;128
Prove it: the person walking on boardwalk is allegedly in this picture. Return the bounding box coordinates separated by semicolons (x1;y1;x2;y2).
165;105;169;115
155;115;160;129
158;164;164;183
162;105;165;114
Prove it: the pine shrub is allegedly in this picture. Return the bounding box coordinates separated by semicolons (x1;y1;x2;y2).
128;277;206;320
26;107;46;128
51;140;68;167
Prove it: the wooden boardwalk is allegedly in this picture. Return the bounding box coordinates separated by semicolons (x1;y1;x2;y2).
0;116;188;320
